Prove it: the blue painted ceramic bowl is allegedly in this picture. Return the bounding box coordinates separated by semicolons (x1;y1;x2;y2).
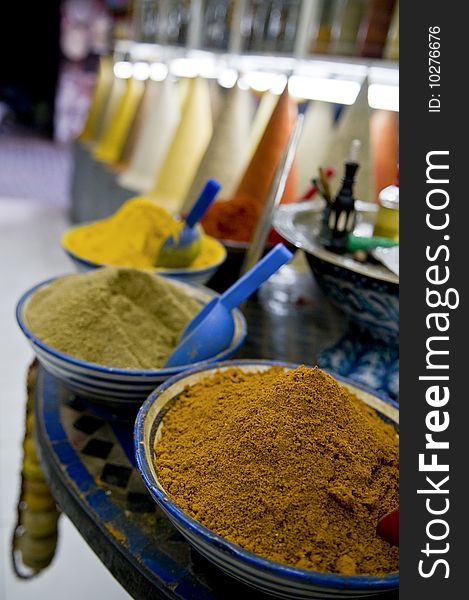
62;232;227;286
135;360;399;599
273;200;399;342
16;278;247;407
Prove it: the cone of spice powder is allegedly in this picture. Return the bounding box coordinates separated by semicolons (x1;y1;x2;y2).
148;77;213;215
296;99;335;195
246;90;278;160
116;79;153;171
181;84;254;214
92;73;127;146
207;78;223;124
94;77;146;164
79;55;114;144
118;77;180;193
322;79;374;202
371;109;398;202
201;87;298;244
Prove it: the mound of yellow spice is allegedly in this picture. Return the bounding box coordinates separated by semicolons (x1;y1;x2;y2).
155;366;399;575
25;267;200;369
62;197;225;270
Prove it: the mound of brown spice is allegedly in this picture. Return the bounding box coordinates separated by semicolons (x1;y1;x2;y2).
155;366;399;576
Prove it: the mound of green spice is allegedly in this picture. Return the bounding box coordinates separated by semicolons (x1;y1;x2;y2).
25;267;200;369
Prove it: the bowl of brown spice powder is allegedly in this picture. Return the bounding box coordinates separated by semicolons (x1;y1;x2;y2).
135;360;399;598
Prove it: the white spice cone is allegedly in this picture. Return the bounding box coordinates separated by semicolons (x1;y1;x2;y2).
148;77;213;215
321;78;374;202
246;91;278;161
296;100;335;195
177;77;191;109
118;78;180;193
181;84;254;214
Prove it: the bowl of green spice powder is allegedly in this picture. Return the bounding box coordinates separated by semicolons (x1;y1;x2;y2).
135;360;399;598
15;267;247;407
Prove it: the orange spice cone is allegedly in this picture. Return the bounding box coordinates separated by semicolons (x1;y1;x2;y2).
201;87;298;243
234;86;297;204
371;109;398;201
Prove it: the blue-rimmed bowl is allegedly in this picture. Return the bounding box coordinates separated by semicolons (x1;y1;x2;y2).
273;200;399;343
16;278;247;408
61;229;227;286
135;360;399;599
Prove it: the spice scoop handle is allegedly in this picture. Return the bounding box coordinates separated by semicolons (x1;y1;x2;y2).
220;244;293;311
376;508;399;547
184;178;221;229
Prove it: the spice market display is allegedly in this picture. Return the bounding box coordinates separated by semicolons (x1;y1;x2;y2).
8;1;400;598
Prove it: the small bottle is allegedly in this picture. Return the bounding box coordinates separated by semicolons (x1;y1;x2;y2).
320;140;360;254
373;167;399;241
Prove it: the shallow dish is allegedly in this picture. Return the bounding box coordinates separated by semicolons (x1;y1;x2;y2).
273;200;399;341
135;360;399;599
16;278;247;407
62;230;227;286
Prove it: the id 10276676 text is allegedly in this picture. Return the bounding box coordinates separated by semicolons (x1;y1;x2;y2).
428;26;441;113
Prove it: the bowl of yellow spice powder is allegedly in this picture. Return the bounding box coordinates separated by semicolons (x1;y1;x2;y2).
15;268;247;408
135;360;399;599
61;197;227;286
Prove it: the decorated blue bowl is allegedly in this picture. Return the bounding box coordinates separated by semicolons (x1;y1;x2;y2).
16;278;246;408
135;360;399;599
273;200;399;342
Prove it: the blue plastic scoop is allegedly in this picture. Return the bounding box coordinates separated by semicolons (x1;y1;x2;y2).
165;243;293;367
157;178;221;268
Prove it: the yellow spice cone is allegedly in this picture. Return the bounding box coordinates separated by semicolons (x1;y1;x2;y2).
247;91;279;160
117;81;151;170
322;79;374;202
148;77;213;215
92;73;127;148
118;77;180;192
93;77;146;164
79;56;114;144
182;84;254;213
296;100;335;194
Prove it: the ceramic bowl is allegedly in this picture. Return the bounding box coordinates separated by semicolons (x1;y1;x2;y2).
135;360;399;599
61;231;227;286
15;278;247;408
273;200;399;342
